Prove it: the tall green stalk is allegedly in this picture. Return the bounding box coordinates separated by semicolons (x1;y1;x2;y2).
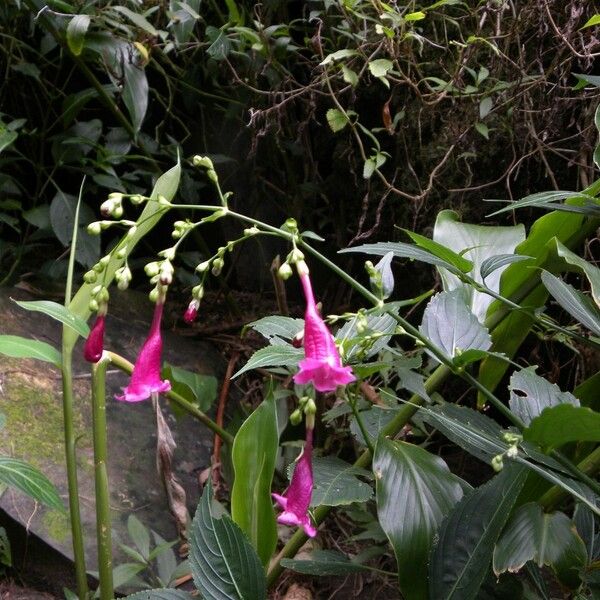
92;358;114;600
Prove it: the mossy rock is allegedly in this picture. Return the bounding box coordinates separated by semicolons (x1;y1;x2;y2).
0;288;224;574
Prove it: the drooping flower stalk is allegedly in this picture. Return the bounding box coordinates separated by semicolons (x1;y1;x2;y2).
116;300;171;402
273;424;317;538
293;261;355;392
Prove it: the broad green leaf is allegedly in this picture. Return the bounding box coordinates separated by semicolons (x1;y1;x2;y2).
0;130;17;154
373;437;467;600
420;403;509;463
341;65;359;87
319;49;359;65
112;563;146;589
405;11;426;21
0;457;63;511
231;390;278;566
281;550;370;575
479;97;493;120
247;316;303;344
66;14;90;55
123;591;193;599
163;364;217;413
127;514;151;560
475;122;489;139
433;210;526;321
486;190;596;217
541;271;600;336
233;345;303;378
189;482;267;600
574;370;600;410
152;531;178;586
552;239;600;308
111;6;158;36
429;464;528;600
493;503;587;589
368;58;393;78
419;289;492;363
523;404;600;450
580;14;600;29
12;299;89;338
350;406;401;446
340;240;466;273
404;230;473;273
509;366;579;426
309;456;373;507
479;254;532;281
0;335;61;367
479;192;593;398
67;160;181;348
326;108;349;132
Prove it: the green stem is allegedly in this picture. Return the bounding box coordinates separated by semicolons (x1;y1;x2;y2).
60;349;89;600
92;358;114;600
106;351;234;445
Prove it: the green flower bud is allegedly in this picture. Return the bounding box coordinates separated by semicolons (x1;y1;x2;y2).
83;270;97;284
211;257;224;276
144;262;160;277
196;260;210;273
192;155;214;169
192;284;204;300
290;409;302;426
491;455;504;472
88;299;99;312
207;169;218;183
278;263;293;280
149;288;159;303
130;194;145;205
87;222;102;235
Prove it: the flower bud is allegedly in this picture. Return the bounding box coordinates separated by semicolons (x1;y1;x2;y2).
491;455;504;472
278;263;293;280
83;270;97;284
144;262;160;277
211;257;224;276
126;226;137;239
116;246;128;259
113;204;123;218
160;247;176;261
184;299;200;324
159;261;174;285
207;169;218;183
289;409;302;426
282;218;298;233
289;249;305;265
243;226;259;236
87;222;102;235
149;288;159;303
108;192;123;201
192;155;214;169
93;261;105;273
88;299;99;312
192;284;204;300
157;195;171;206
196;260;210;273
130;194;145;205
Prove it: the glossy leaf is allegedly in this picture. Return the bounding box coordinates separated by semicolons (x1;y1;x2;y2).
350;406;402;446
281;550;370;576
66;14;90;55
233;345;303;378
231;390;278;566
309;456;373;507
523;404;600;450
479;254;532;281
552;239;600;308
433;210;525;321
373;437;467;600
0;335;61;367
0;457;63;511
163;364;217;413
429;464;528;600
404;230;473;273
419;289;492;363
189;482;267;600
486;190;597;217
12;299;89;338
66;161;181;348
541;271;600;336
493;503;587;589
509;366;579;426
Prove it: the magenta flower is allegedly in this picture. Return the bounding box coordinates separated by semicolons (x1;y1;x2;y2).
183;299;199;324
293;269;356;392
116;301;171;402
84;315;105;363
273;427;317;537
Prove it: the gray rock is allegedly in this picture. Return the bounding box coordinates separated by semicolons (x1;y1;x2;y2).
0;287;224;582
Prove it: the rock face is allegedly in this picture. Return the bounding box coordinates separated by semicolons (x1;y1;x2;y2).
0;288;224;586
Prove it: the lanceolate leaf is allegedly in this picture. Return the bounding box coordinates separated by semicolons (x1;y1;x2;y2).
233;345;303;378
66;160;181;349
493;503;587;589
123;591;193;599
509;366;579;426
552;239;600;308
12;299;90;338
231;389;278;566
309;456;373;507
404;230;473;273
523;404;600;450
429;464;528;600
281;550;371;576
373;437;467;600
0;335;61;367
66;14;90;55
189;483;267;600
541;271;600;336
0;457;63;511
419;289;492;363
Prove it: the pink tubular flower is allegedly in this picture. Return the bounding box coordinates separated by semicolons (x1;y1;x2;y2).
183;299;199;324
293;267;356;392
273;427;317;537
84;315;105;363
116;302;171;402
